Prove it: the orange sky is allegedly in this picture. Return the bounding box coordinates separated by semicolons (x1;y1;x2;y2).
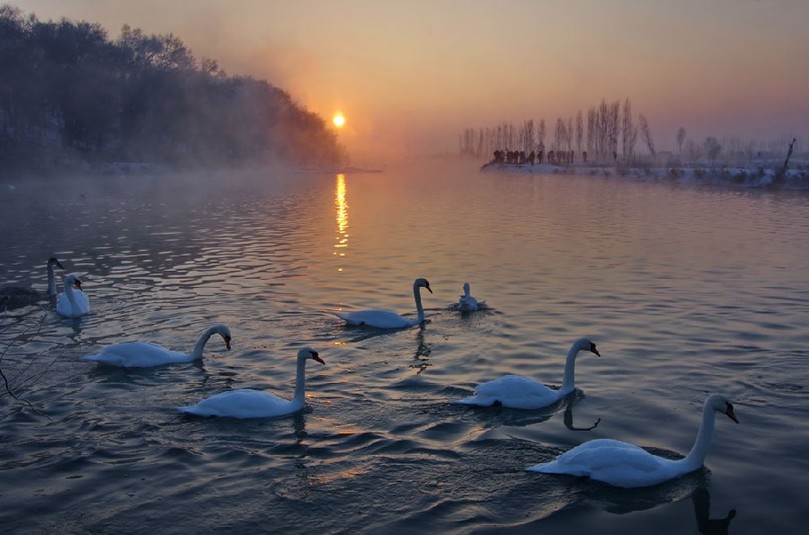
17;0;809;165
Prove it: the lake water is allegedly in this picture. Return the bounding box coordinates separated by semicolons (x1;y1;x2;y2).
1;161;808;534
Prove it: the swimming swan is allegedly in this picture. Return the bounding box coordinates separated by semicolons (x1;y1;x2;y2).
178;347;324;419
526;393;739;488
0;257;64;306
334;278;432;329
454;338;600;409
458;282;483;311
56;273;90;318
82;324;232;368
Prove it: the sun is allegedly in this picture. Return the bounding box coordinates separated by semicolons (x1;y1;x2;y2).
332;112;346;128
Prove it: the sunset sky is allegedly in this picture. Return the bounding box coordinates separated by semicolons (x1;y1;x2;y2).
16;0;809;164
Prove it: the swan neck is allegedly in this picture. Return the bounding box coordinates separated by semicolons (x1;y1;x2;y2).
292;356;308;407
560;344;580;392
47;263;57;296
413;284;425;322
683;402;717;469
64;283;78;311
191;328;215;359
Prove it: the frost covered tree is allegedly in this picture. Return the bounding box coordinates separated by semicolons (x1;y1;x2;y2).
677;127;686;155
704;136;722;163
639;113;656;158
537;119;546;151
621;99;633;159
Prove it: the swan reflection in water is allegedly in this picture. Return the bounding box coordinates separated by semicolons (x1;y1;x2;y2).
461;391;600;430
409;324;432;375
693;487;736;534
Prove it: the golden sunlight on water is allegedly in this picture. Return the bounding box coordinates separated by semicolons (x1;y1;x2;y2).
334;173;349;272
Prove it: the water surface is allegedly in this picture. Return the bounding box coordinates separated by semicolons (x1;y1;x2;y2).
1;162;808;533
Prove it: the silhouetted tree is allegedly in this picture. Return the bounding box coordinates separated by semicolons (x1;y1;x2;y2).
704;136;721;163
639;113;656;157
0;7;345;171
677;126;686;155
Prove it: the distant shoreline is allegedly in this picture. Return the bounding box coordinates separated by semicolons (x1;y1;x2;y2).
480;161;809;190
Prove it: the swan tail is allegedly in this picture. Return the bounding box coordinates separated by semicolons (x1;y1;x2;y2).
526;461;567;474
454;395;496;407
177;405;209;417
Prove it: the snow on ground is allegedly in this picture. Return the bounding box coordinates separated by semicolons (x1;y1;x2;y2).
480;161;809;190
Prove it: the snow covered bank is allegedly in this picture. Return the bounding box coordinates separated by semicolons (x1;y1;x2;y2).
480;161;809;190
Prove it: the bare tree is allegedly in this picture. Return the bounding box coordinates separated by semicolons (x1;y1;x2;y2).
555;118;566;151
621;98;633;159
1;311;54;416
677;126;686;155
538;118;546;151
575;110;583;155
704;136;722;163
587;108;596;157
608;100;620;159
522;120;535;153
638;113;656;157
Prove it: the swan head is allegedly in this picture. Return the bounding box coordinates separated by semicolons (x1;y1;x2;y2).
212;324;232;350
48;257;65;270
572;337;600;357
707;394;739;423
64;274;83;290
298;347;325;365
462;282;471;296
414;278;433;293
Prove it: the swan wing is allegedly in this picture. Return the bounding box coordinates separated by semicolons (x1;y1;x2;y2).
56;289;90;317
335;309;415;329
83;342;190;367
527;439;676;488
178;389;295;419
456;375;560;409
459;295;479;311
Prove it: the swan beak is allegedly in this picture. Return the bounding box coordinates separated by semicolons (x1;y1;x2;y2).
224;336;232;350
425;284;433;293
56;261;65;269
726;405;739;423
312;353;325;365
590;343;600;357
74;279;83;290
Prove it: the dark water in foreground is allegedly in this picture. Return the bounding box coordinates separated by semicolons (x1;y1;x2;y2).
1;161;808;534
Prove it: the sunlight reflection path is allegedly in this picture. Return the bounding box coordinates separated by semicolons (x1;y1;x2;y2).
334;173;349;272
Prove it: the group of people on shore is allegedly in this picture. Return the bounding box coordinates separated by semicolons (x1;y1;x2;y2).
490;148;585;166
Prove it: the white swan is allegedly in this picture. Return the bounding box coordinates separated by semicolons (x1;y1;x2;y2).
454;338;600;409
178;347;324;419
334;278;432;329
56;273;90;318
458;282;483;311
0;257;65;306
82;324;232;368
526;393;739;488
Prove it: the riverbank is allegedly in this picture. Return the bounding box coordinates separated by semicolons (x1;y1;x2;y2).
480;160;809;189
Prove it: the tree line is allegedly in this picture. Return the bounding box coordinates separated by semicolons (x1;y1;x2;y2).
460;98;655;163
0;5;346;172
461;96;804;166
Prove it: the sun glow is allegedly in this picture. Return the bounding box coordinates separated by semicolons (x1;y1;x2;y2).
332;112;346;128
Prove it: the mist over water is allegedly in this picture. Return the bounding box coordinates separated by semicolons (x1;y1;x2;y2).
1;163;809;533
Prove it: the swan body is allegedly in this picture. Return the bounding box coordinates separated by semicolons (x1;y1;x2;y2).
0;257;64;307
458;282;482;311
454;338;600;409
82;324;232;368
335;278;432;329
527;393;739;488
178;347;324;419
56;274;90;318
